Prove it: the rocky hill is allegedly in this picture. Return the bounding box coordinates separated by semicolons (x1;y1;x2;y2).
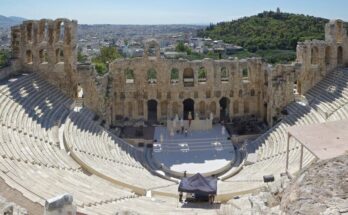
198;11;335;63
0;15;26;28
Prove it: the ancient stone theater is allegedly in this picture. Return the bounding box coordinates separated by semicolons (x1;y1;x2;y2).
0;18;346;214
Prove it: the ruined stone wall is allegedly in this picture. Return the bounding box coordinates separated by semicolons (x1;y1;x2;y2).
266;64;298;124
9;19;348;126
11;18;78;98
77;64;111;120
295;20;348;95
265;20;348;125
107;49;267;125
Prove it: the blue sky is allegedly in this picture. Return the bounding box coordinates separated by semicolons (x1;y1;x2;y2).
1;0;348;24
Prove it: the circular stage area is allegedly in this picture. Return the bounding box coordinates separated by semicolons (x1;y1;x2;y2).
152;125;235;176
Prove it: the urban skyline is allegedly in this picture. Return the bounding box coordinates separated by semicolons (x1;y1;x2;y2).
1;0;348;24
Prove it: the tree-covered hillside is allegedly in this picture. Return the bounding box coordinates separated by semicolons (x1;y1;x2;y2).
198;11;331;63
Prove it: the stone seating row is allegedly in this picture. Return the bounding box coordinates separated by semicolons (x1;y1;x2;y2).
306;69;348;117
79;196;219;215
64;108;176;192
0;74;78;169
232;69;348;191
253;69;348;163
0;74;142;211
328;103;348;121
0;156;135;207
66;109;144;168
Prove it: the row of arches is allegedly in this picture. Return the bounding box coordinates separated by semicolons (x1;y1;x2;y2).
145;97;251;122
311;46;343;65
26;21;66;44
25;48;64;64
124;66;246;85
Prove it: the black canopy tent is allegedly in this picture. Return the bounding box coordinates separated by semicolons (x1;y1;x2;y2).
178;173;217;197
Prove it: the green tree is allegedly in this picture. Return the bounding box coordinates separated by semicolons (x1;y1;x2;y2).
93;46;122;64
125;68;134;80
198;11;334;63
77;51;88;63
170;68;179;80
92;46;122;76
175;41;192;55
198;67;207;79
94;62;107;75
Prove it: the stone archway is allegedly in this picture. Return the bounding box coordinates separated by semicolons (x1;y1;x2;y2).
26;50;33;64
147;100;158;123
219;97;230;122
183;98;194;120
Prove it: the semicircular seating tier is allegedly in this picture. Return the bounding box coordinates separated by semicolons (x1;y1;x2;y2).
64;108;177;193
0;73;208;214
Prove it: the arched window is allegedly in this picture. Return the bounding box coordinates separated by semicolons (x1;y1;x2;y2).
198;67;207;83
44;22;49;41
170;68;179;84
183;68;194;87
39;49;48;64
125;68;134;84
59;22;64;41
221;67;229;82
26;50;33;64
147;99;157;122
229;90;234;97
55;48;64;63
147;68;157;84
55;21;65;42
242;68;248;78
250;89;255;96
